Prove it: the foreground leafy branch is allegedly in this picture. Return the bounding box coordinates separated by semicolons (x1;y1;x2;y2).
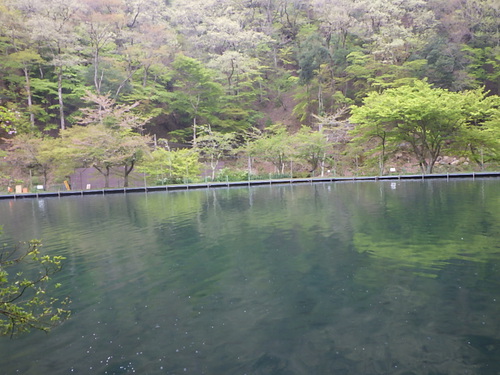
0;236;70;337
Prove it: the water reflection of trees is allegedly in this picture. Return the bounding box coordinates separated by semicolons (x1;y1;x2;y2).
128;181;500;374
342;180;500;374
1;180;499;374
350;179;500;276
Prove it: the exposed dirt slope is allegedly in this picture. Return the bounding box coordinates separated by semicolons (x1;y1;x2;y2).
257;92;301;130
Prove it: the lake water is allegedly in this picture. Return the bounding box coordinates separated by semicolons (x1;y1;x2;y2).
0;179;499;375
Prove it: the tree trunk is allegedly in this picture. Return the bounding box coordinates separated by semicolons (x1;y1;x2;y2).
192;117;197;146
320;153;326;177
57;66;65;130
42;169;49;191
94;48;101;94
143;66;149;87
247;154;252;176
379;135;386;175
426;159;435;174
210;155;217;180
124;161;135;187
23;67;35;128
104;171;110;188
94;165;111;188
379;154;385;176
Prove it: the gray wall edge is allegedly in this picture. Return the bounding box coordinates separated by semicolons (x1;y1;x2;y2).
1;172;499;201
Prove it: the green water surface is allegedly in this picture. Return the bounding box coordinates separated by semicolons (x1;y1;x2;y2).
0;179;499;374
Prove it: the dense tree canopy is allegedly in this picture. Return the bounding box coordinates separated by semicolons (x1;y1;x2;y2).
0;0;499;188
137;147;201;184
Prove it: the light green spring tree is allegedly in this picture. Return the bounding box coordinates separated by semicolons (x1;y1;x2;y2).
350;80;500;174
5;135;68;190
137;147;201;184
194;126;237;180
291;126;333;176
248;124;294;175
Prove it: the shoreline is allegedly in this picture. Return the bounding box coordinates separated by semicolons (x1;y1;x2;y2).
1;171;499;200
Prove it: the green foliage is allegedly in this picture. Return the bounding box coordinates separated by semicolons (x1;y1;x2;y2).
291;126;332;174
168;55;225;132
19;97;139;188
0;0;498;173
5;135;56;189
195;127;238;180
61;124;151;188
167;54;257;134
213;167;249;182
248;124;294;174
3;50;44;68
62;93;153;187
0;229;70;337
0;106;19;135
137;147;201;184
351;81;500;174
462;46;500;95
344;52;427;100
456;90;500;167
296;26;330;84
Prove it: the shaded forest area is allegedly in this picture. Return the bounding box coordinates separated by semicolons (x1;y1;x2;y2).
0;0;499;190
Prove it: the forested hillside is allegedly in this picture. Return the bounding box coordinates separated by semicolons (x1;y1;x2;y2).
0;0;499;189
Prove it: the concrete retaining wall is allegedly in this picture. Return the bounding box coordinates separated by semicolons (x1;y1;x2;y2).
1;172;499;200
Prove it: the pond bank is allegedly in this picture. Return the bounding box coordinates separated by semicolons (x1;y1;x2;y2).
1;171;499;200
